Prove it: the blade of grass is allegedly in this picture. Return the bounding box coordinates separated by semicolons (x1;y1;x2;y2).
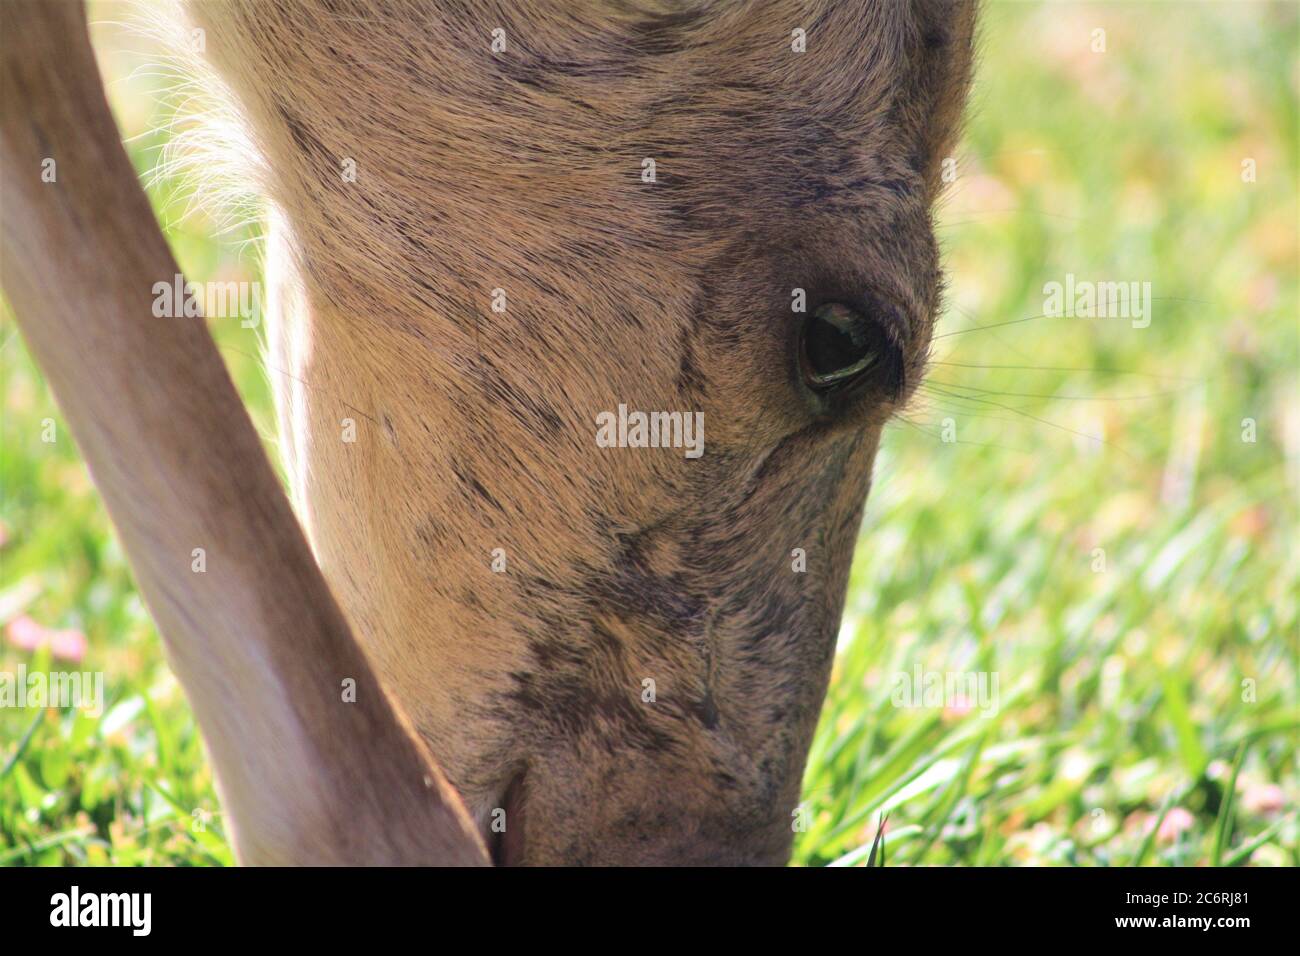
0;707;45;781
1212;741;1248;867
0;823;96;865
867;813;888;867
1160;670;1208;779
910;731;987;865
1131;785;1182;866
1220;812;1295;867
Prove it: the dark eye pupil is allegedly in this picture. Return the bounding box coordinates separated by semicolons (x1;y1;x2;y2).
802;303;878;388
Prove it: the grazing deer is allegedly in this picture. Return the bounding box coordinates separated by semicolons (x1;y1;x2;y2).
0;0;976;864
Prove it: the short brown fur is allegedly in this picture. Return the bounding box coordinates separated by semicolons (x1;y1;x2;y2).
5;0;976;865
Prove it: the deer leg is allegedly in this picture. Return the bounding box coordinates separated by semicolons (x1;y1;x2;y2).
0;0;486;866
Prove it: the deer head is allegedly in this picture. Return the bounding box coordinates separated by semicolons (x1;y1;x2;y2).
1;0;976;865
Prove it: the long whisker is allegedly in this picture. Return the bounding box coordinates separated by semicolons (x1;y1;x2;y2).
925;377;1201;402
928;360;1201;382
216;341;382;428
920;382;1134;461
913;385;1035;416
893;413;1037;454
933;296;1210;340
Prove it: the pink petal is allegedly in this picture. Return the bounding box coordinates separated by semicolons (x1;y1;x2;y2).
943;695;974;719
49;628;88;663
6;614;44;650
1242;784;1286;816
1156;807;1195;844
5;615;88;662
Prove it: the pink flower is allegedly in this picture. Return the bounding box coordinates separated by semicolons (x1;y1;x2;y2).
943;695;974;720
1242;784;1287;816
1156;807;1195;844
6;614;88;663
6;615;44;649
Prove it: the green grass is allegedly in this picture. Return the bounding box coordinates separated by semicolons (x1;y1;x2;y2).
2;1;1297;866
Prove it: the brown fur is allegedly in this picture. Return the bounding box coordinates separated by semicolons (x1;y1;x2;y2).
180;0;977;865
0;0;486;865
5;0;976;865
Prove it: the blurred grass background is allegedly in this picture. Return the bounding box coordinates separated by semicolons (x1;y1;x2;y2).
2;1;1296;865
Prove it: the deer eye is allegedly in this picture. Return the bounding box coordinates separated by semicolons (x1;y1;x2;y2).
799;302;900;396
